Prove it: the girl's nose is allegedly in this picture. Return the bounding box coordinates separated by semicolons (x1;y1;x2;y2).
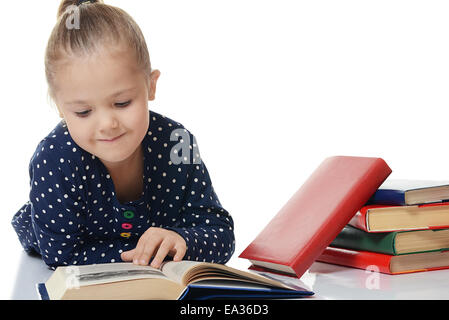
99;110;119;131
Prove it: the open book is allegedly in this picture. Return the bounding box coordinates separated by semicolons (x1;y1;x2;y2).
38;261;314;300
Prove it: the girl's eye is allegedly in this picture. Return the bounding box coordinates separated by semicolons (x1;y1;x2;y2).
115;100;132;107
75;110;91;117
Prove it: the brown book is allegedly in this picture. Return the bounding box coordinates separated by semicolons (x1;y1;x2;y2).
349;203;449;232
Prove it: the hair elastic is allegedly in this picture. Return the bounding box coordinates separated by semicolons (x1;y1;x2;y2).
77;0;95;6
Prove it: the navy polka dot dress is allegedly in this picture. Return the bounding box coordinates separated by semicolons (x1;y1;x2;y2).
11;110;235;269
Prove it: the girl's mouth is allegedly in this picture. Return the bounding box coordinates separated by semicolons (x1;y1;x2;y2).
98;133;126;142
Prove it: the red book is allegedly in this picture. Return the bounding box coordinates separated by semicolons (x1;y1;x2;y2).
317;246;449;274
349;203;449;232
239;156;392;278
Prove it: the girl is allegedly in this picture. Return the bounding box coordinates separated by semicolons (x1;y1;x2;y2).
11;0;235;270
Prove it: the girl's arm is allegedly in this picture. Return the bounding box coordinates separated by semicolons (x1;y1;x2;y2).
165;132;236;264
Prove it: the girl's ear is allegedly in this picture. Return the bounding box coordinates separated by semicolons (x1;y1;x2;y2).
148;69;161;101
56;105;64;118
48;91;64;118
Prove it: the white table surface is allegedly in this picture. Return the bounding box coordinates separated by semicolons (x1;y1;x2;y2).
10;250;449;300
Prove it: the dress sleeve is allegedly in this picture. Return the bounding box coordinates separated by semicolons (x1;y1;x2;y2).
27;142;135;269
166;132;235;264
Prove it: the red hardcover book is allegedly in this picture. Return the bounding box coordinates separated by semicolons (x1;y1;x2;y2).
317;246;449;274
349;203;449;232
239;156;392;278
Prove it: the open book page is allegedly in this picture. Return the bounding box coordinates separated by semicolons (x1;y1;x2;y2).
65;263;168;287
161;261;203;284
248;269;313;292
161;261;297;289
190;279;278;289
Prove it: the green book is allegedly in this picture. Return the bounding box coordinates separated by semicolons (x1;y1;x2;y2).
331;224;449;255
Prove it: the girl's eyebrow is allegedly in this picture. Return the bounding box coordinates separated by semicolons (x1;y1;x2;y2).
65;87;137;105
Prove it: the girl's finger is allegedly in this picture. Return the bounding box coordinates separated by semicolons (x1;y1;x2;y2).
138;239;159;266
172;244;187;262
132;240;146;265
120;248;136;261
150;240;172;268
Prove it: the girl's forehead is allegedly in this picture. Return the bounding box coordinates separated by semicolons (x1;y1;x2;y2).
58;49;140;81
54;51;145;104
61;45;137;70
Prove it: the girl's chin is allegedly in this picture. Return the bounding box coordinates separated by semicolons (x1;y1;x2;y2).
98;154;134;166
95;146;142;169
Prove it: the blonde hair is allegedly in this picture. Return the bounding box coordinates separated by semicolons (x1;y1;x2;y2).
45;0;151;101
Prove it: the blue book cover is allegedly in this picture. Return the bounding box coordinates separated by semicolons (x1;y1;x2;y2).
367;179;449;206
37;283;49;300
179;281;314;300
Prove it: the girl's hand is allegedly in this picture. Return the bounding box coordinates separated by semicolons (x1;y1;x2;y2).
120;227;187;268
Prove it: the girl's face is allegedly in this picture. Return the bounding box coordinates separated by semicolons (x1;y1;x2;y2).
53;46;159;169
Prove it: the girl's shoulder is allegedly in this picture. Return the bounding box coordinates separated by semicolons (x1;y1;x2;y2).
29;120;88;174
146;109;201;169
148;109;187;132
145;109;195;149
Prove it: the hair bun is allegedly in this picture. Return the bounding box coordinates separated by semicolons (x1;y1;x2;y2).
57;0;104;19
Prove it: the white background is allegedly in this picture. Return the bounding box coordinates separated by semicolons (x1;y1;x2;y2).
1;0;449;299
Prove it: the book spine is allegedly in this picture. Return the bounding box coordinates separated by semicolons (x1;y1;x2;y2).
367;189;406;206
331;225;398;255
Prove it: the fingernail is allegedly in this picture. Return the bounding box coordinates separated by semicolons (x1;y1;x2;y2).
140;260;146;265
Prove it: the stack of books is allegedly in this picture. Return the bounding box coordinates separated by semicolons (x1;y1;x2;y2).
239;156;393;278
317;180;449;274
